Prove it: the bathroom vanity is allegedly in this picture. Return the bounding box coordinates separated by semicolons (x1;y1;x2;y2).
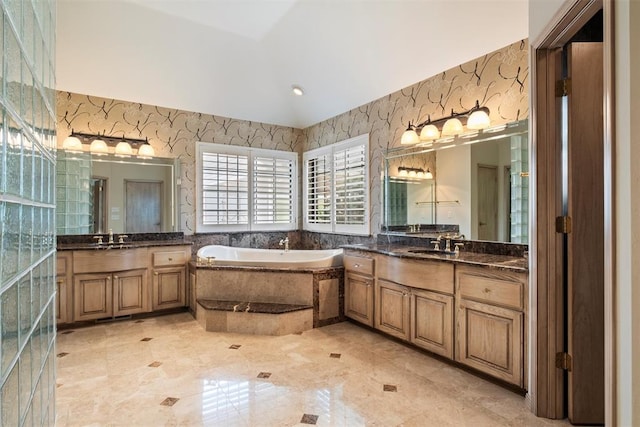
56;237;191;324
343;244;528;389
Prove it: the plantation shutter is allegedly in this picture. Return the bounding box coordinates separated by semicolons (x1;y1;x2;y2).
253;156;295;224
201;152;249;225
305;153;332;228
334;143;366;229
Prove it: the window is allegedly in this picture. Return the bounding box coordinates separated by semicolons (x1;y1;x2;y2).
196;143;297;232
303;134;370;235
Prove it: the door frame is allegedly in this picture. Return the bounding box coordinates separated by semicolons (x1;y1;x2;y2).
530;0;614;424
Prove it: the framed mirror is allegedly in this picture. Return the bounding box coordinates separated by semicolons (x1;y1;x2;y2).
56;150;180;235
382;119;528;243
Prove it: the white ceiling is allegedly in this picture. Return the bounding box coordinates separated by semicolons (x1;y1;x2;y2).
56;0;528;129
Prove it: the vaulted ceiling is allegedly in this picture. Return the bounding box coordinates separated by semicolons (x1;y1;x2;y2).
56;0;528;129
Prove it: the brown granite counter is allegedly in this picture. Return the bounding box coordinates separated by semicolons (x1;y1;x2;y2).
341;243;528;272
57;240;193;251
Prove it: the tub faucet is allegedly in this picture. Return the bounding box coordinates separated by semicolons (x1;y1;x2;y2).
279;237;289;252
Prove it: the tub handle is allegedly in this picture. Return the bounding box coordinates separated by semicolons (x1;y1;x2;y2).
354;263;360;268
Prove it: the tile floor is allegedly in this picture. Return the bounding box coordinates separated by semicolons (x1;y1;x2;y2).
55;313;570;426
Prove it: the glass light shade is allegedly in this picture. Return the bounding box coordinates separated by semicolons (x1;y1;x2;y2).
398;168;408;177
419;124;440;141
115;141;133;157
441;118;463;136
408;170;417;177
467;109;491;130
401;129;420;145
425;169;434;180
137;143;155;158
89;139;108;155
416;170;425;178
62;135;83;152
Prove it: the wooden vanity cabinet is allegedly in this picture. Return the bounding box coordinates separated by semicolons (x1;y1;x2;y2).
375;279;410;340
344;254;375;327
150;246;191;310
410;288;454;359
455;265;527;387
56;252;73;324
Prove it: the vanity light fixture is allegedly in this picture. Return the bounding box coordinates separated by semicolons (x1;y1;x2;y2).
401;100;491;144
398;166;432;179
62;130;154;158
292;85;304;96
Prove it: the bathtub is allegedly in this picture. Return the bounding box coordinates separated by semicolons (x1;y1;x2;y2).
196;245;343;269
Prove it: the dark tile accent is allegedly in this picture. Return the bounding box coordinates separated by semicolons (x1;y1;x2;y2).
56;352;69;358
229;344;241;350
148;361;162;368
56;384;63;388
257;372;271;379
329;353;341;359
61;330;74;335
383;384;398;392
160;397;179;407
135;320;145;323
140;337;153;342
300;414;319;424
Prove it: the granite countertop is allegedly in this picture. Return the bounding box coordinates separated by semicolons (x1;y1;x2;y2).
57;239;193;251
341;243;528;272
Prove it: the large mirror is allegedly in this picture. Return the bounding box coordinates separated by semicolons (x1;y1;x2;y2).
56;150;180;235
383;119;528;243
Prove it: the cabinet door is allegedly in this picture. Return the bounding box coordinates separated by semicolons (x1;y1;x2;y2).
344;272;374;327
188;267;197;313
113;269;149;316
152;267;186;310
456;298;523;386
410;289;453;359
73;273;113;321
56;276;68;324
375;279;410;341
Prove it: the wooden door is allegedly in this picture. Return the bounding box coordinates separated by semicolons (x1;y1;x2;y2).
152;267;186;310
344;272;374;327
375;279;410;341
410;289;453;358
477;165;498;240
456;298;523;386
125;180;162;233
566;42;605;425
113;268;149;316
73;273;113;321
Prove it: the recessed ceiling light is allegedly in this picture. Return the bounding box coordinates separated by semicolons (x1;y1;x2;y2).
292;85;304;96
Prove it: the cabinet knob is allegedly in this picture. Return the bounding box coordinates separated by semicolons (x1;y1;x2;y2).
154;272;159;276
56;279;63;284
354;263;360;268
113;276;119;280
168;257;173;261
484;287;490;293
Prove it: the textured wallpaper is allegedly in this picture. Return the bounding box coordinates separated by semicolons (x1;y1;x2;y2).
56;93;304;233
304;39;529;234
57;39;528;236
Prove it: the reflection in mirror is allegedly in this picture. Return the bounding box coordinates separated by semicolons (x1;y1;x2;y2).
56;150;180;235
383;119;528;243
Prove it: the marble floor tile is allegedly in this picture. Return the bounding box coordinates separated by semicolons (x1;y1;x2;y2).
55;313;571;427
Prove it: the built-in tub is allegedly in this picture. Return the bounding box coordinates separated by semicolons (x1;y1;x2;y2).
196;245;343;269
192;245;345;334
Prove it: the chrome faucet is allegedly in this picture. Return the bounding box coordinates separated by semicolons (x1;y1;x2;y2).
108;228;114;244
279;237;289;252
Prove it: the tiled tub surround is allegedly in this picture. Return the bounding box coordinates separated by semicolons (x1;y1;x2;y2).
192;263;344;335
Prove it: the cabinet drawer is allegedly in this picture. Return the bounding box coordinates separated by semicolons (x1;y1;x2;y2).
344;255;374;276
57;252;71;275
153;250;188;267
456;267;525;310
377;256;454;294
73;248;148;273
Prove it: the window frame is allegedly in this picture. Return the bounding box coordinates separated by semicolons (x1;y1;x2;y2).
196;142;298;233
303;134;370;236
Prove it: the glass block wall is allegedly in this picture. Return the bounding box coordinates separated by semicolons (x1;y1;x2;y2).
55;152;91;235
0;1;57;426
510;134;529;244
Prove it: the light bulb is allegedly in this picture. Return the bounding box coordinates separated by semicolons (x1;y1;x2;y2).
62;135;83;152
89;139;108;155
425;169;433;180
467;109;491;130
441;118;463;136
420;124;440;141
401;128;419;145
